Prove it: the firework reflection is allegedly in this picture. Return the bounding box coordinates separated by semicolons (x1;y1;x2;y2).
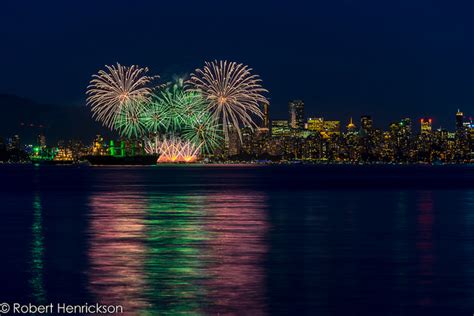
87;192;150;315
203;191;269;315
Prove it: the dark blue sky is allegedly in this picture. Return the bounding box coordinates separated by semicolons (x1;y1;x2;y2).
1;0;472;129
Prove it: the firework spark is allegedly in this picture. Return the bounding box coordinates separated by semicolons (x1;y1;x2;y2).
187;60;268;141
141;99;168;134
114;101;147;139
144;136;161;155
149;83;208;133
86;63;155;129
146;136;201;163
182;111;222;154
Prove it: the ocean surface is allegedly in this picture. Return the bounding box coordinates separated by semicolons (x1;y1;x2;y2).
1;164;474;315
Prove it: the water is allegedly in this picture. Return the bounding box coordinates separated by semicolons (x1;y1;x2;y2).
1;165;474;315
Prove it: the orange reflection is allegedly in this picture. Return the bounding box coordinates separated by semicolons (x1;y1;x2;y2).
203;191;269;315
87;192;149;316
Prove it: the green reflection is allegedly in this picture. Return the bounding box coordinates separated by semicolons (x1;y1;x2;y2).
30;193;46;303
142;195;209;315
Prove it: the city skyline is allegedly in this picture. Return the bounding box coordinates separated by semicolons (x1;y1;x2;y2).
2;104;473;165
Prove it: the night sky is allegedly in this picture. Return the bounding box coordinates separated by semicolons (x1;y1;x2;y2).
1;0;472;129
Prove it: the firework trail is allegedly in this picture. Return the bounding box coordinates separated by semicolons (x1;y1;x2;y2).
114;101;147;138
182;111;222;154
187;60;268;141
145;136;201;163
86;63;155;129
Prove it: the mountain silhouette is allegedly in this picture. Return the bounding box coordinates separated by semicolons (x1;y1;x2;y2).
0;94;112;145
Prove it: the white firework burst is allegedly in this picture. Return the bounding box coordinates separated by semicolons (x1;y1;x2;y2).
144;135;161;155
86;63;156;129
187;60;268;141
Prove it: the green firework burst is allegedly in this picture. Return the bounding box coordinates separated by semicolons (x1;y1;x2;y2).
114;101;147;139
182;111;223;154
141;100;168;134
146;83;209;133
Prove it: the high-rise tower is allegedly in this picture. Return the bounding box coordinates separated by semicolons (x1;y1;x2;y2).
420;118;432;134
288;100;305;129
456;109;464;131
262;103;269;129
360;115;373;131
347;117;356;133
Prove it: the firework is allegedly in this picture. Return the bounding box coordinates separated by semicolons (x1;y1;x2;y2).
149;83;208;133
182;111;222;154
153;136;201;163
144;136;161;155
187;60;268;141
141;99;168;134
86;63;155;129
114;101;147;138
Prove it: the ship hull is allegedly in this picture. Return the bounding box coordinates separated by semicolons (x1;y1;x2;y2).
83;155;158;165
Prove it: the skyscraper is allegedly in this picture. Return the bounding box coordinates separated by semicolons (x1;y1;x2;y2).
289;100;305;129
37;134;46;148
399;118;412;136
456;109;464;131
227;125;241;156
262;103;270;129
306;118;325;132
271;120;291;137
346;117;356;133
420;118;432;134
360;115;373;131
307;118;341;136
10;135;21;150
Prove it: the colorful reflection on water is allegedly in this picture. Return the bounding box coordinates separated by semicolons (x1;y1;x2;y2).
4;166;474;315
87;189;268;315
143;194;208;315
87;192;150;314
30;193;46;304
203;192;268;315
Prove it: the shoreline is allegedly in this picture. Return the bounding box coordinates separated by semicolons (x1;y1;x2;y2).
1;161;473;167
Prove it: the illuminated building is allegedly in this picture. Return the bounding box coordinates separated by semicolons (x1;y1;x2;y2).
306;118;324;132
346;117;357;133
9;134;21;150
420;118;432;135
271;120;291;137
262;103;270;129
258;104;270;135
399;118;412;136
360;115;373;132
324;120;341;136
37;134;46;148
288;100;305;129
120;140;125;157
53;148;74;162
453;110;470;161
92;135;105;155
258;103;270;134
307;118;340;137
456;109;464;131
109;140;116;156
226;125;241;156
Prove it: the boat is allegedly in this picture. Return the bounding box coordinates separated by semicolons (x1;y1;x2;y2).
83;155;158;166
